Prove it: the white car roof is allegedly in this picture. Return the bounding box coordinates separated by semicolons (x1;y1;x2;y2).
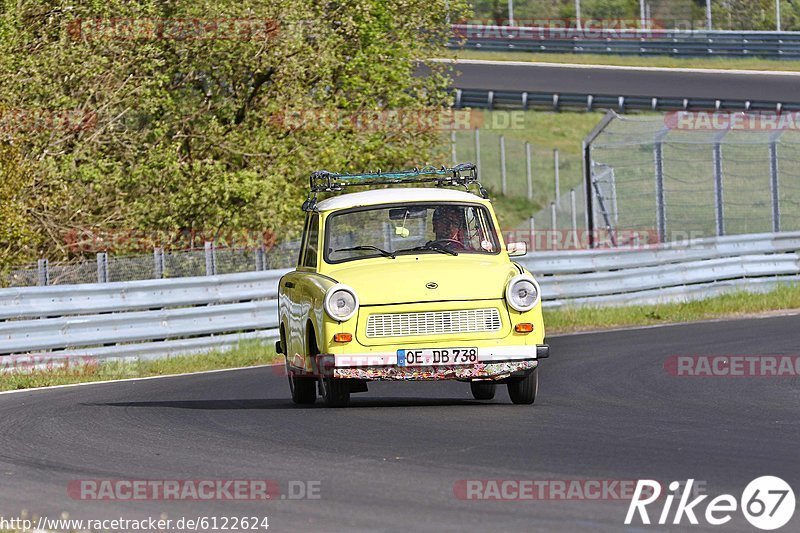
315;188;487;212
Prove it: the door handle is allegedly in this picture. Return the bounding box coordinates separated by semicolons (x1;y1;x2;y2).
283;281;295;289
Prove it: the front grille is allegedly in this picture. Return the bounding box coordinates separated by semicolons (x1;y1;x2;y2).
365;308;502;338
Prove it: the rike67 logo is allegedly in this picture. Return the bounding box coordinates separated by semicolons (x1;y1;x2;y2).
625;477;796;530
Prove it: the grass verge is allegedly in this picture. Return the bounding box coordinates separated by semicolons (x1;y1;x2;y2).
455;50;800;72
544;283;800;334
2;285;799;392
0;341;281;392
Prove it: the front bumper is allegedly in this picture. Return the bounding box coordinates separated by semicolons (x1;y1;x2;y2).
309;344;549;381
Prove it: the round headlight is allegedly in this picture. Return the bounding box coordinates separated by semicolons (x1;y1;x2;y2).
505;274;540;312
324;284;359;322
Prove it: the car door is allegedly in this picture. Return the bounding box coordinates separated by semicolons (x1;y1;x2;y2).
281;212;320;361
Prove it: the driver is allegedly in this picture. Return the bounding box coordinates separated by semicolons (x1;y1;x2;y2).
432;206;466;247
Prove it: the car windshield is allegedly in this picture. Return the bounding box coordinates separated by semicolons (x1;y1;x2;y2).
325;203;500;263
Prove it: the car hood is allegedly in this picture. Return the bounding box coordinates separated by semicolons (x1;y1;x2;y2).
325;255;519;305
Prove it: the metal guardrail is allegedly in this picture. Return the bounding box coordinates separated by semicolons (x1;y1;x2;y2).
452;25;800;59
0;232;798;362
0;270;286;361
520;232;800;307
0;269;289;320
453;88;799;113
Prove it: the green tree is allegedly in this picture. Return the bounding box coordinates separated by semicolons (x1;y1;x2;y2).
0;0;468;264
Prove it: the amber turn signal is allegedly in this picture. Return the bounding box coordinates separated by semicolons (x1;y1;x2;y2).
514;323;534;333
333;333;353;343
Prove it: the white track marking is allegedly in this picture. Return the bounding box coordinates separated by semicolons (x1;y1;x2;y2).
548;309;800;338
0;363;282;396
430;57;800;77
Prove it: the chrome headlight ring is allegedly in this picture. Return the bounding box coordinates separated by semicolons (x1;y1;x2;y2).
323;284;359;322
505;274;540;312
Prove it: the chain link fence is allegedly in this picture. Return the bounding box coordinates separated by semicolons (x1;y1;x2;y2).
450;128;583;205
586;112;800;246
2;242;302;288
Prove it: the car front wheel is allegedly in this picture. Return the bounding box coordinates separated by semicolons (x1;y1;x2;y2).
470;381;496;400
507;367;538;405
321;377;350;407
288;365;317;405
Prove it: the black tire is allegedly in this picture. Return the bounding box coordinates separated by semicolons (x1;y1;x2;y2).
321;377;350;408
470;381;496;400
306;329;349;407
507;367;538;405
284;326;317;405
289;372;317;405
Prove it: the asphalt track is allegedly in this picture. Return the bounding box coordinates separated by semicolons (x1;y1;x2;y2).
0;314;799;532
435;59;800;103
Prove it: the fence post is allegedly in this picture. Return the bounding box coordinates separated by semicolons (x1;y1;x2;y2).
474;129;482;179
550;201;557;249
96;252;109;283
500;135;507;195
582;111;616;248
204;241;217;276
525;142;533;200
654;129;668;243
553;148;560;203
255;246;266;271
451;131;457;164
528;217;535;250
37;259;49;286
769;130;783;233
153;247;165;279
712;130;728;236
570;188;577;233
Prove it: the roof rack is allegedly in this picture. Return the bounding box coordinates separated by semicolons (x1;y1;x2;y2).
303;163;488;211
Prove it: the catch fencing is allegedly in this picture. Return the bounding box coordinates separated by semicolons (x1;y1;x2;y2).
584;111;800;247
3;242;300;288
449;128;582;205
1;232;798;363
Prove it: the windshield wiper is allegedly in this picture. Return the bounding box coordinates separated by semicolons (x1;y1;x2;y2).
335;245;396;259
395;242;458;256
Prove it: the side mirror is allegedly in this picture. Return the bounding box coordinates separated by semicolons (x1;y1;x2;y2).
507;241;527;257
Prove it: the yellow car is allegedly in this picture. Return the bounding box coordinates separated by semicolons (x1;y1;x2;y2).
276;164;549;407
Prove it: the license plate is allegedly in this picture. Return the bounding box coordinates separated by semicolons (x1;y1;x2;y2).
396;348;478;366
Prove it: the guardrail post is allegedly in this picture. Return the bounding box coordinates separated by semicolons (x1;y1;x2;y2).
153;247;165;279
712;130;728;236
525;142;533;200
205;241;217;276
553;148;561;203
500;135;507;195
37;259;49;286
474;129;482;179
96;252;109;283
654;128;669;243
